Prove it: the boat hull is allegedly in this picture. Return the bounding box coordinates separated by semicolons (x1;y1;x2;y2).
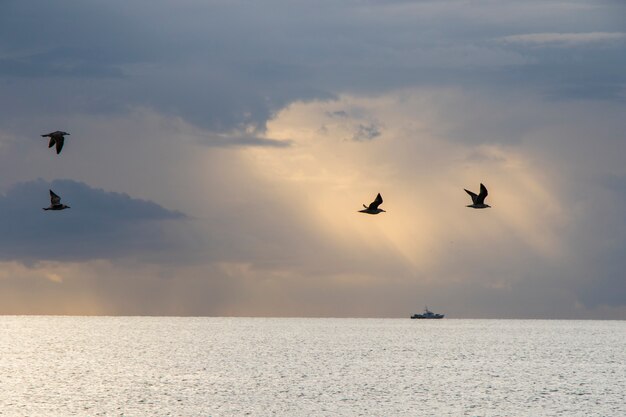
410;315;444;319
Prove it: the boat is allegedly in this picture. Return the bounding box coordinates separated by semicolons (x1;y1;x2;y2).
410;306;444;319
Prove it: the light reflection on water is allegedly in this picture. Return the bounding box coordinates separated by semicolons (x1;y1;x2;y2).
0;317;624;416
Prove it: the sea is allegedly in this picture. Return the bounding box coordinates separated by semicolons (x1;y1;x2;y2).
0;317;624;416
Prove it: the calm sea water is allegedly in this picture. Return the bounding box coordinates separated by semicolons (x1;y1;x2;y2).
0;317;624;416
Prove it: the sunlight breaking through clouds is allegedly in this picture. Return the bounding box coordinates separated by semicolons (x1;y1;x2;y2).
251;90;568;270
1;0;625;317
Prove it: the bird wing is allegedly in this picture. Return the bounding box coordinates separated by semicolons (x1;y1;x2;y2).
48;137;56;148
55;137;64;154
464;189;478;204
50;190;61;205
477;183;488;204
368;193;383;210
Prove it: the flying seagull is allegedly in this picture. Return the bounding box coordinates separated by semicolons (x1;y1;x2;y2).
41;131;70;154
359;193;385;214
464;183;490;209
43;189;70;211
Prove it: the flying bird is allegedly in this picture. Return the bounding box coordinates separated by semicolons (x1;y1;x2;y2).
464;183;490;209
41;131;70;154
43;189;70;211
359;193;385;214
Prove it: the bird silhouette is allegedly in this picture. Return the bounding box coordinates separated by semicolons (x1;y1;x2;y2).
464;183;490;209
359;193;386;214
41;131;70;154
43;189;70;211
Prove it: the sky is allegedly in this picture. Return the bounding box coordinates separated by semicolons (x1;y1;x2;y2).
1;0;625;318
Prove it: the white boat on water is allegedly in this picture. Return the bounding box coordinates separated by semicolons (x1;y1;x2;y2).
410;306;444;319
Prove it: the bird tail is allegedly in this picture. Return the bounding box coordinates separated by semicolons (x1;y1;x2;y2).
363;204;367;209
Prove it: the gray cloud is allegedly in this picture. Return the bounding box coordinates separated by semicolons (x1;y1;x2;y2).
499;32;626;46
2;0;624;135
201;132;292;148
352;123;382;142
0;49;126;79
0;0;625;318
603;174;626;200
326;110;349;119
0;179;185;263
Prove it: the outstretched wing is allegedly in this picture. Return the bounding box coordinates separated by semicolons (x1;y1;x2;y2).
476;183;488;204
49;189;61;205
48;137;56;148
368;193;383;210
55;137;64;154
464;189;478;204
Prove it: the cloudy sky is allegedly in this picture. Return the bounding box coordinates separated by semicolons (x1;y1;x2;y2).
1;0;625;318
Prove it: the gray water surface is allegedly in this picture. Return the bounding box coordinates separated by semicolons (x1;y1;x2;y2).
0;317;624;416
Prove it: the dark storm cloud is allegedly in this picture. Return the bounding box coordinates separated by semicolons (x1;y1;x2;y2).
0;179;185;263
504;41;626;102
3;0;624;136
0;50;125;79
0;0;337;132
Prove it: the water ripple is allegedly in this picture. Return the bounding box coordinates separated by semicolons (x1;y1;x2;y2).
0;318;624;416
